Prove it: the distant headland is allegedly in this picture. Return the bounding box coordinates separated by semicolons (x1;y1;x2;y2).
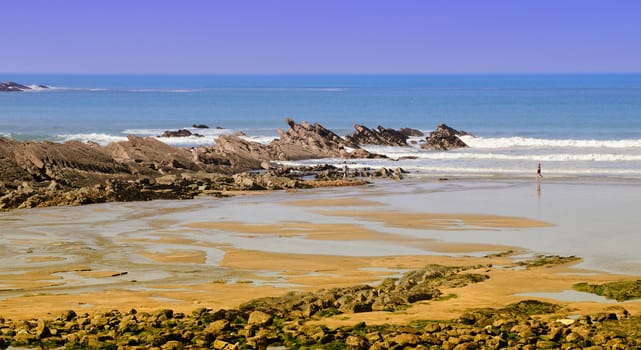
0;81;49;92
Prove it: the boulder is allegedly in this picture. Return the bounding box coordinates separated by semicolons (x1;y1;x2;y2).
192;124;210;129
422;124;470;150
247;311;273;326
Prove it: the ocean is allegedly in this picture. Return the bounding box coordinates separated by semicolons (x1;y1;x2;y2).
1;73;641;180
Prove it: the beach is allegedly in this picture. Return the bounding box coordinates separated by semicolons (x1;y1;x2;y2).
2;73;641;347
2;177;641;324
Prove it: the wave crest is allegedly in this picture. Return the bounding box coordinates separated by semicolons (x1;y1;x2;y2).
59;133;129;145
460;135;641;149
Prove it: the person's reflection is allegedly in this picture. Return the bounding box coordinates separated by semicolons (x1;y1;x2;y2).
537;181;541;198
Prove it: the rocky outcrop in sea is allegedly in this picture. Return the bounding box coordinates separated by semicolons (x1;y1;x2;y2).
0;81;49;92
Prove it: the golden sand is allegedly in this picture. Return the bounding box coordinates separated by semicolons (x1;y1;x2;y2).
1;196;637;323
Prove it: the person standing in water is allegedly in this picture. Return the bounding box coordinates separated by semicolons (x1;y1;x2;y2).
537;163;543;179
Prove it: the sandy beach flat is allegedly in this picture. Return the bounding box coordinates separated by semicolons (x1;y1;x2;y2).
1;180;641;323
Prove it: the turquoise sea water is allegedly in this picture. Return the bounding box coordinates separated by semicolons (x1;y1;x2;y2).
1;74;641;179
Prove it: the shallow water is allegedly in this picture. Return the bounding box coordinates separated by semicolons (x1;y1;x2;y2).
1;178;640;300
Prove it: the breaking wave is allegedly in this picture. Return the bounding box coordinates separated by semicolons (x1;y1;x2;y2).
59;133;129;144
459;135;641;149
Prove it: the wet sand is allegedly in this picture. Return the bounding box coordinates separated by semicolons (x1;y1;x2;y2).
1;179;641;321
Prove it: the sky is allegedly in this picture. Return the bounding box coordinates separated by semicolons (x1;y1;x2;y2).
2;0;641;74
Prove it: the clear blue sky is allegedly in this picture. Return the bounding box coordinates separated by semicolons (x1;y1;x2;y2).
3;0;641;74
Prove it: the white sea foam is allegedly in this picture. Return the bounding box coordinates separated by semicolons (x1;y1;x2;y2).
361;148;641;162
25;84;53;91
154;136;218;147
460;135;641;149
302;88;346;92
23;86;110;92
127;89;199;93
239;135;277;145
59;133;129;145
122;127;234;137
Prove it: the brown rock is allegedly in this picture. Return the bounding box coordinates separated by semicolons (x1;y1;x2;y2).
104;135;201;172
205;320;230;336
213;339;237;349
35;319;50;339
345;124;408;146
270;118;357;160
391;333;420;346
247;311;273;326
345;335;369;349
422;124;470;150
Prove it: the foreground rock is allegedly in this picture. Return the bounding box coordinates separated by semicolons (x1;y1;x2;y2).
422;123;470;150
1;263;639;349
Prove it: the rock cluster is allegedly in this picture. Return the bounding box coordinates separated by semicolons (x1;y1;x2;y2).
0;264;639;349
240;264;489;318
343;123;469;151
197;118;385;165
0;119;470;211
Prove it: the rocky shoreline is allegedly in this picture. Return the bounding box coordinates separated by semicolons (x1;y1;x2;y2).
0;119;467;211
1;259;639;349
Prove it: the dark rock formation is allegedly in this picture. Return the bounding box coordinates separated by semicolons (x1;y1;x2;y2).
0;81;32;92
192;124;210;129
206;118;384;162
270;118;357;160
345;124;408;146
422;123;470;150
160;129;203;138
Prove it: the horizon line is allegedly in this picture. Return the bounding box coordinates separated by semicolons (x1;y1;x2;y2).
3;71;641;76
